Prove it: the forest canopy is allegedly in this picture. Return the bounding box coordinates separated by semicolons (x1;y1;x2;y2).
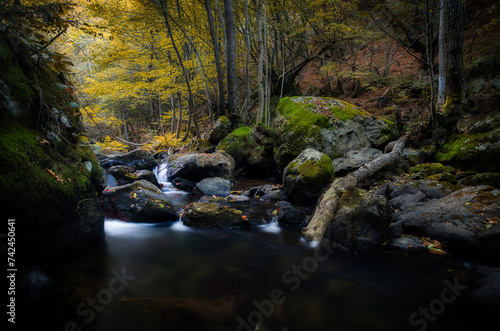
1;0;496;149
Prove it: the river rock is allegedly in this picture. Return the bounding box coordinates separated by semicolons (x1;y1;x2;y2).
181;202;247;230
332;147;383;176
276;201;305;225
260;187;287;202
101;180;177;222
106;166;161;188
216;126;277;176
330;188;393;255
394;186;500;259
387;236;427;252
196;177;231;197
166;151;235;182
283;149;335;205
100;149;157;170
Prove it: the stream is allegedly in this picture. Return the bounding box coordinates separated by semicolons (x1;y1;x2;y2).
15;162;499;331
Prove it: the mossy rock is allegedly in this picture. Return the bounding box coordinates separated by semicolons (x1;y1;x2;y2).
208;115;232;145
216;126;256;165
283;148;335;205
426;172;458;185
408;163;456;179
436;129;500;171
181;202;247;230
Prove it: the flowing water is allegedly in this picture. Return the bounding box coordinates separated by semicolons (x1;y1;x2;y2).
15;162;499;331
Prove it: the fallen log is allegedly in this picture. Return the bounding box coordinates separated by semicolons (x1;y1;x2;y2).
302;135;408;242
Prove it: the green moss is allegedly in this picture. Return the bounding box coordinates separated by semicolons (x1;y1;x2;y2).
436;130;499;164
277;97;330;128
219;115;230;125
0;122;101;225
287;154;334;185
408;163;456;177
329;100;368;121
0;39;36;103
216;126;256;163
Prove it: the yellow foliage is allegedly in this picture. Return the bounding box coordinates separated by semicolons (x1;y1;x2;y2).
95;136;129;152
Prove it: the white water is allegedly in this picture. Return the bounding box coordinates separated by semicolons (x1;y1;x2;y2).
257;216;281;233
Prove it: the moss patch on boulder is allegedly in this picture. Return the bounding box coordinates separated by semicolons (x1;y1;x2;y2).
283;148;334;205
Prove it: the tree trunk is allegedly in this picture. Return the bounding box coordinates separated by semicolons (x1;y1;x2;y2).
224;0;238;115
302;136;408;243
257;0;265;124
437;0;446;108
444;0;465;122
243;0;250;122
156;0;198;141
205;0;225;118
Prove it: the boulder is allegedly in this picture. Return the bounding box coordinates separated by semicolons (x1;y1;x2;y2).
100;149;157;170
207;116;232;145
283;149;334;205
276;201;305;225
181;202;248;229
329;188;393;255
436;113;500;171
459;172;500;189
166;151;235;182
332;147;383;176
106;166;161;188
194;139;215;153
273;97;398;169
216;127;254;164
195;177;231;197
260;187;287;202
101;180;177;222
394;186;500;259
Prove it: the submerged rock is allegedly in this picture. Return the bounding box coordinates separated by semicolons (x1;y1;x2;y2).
101;180;177;222
181;202;247;229
329;188;393;255
283;148;334;205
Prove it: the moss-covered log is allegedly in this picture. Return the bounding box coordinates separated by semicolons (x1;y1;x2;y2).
302;136;408;242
